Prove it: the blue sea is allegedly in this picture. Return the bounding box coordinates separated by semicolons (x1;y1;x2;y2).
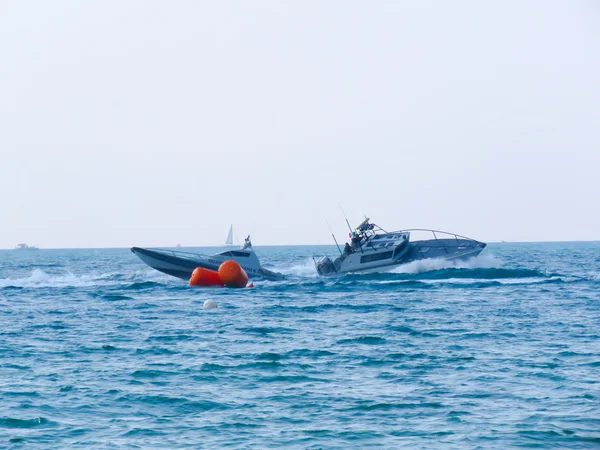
1;243;599;449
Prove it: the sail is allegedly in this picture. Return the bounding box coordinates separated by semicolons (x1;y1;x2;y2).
225;225;233;245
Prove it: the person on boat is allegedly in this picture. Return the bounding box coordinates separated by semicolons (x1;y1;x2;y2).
243;235;252;249
351;232;361;249
344;242;353;255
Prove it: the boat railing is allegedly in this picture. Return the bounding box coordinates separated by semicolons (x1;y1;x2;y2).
154;248;207;259
392;228;483;243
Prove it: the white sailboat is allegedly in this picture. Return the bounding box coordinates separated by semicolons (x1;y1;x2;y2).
224;225;234;246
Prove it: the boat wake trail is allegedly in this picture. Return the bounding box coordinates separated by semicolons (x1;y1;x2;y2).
0;269;99;289
276;255;500;280
390;254;501;274
269;254;589;290
277;259;319;278
0;268;174;289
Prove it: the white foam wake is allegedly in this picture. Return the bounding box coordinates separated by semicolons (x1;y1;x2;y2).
589;272;600;281
274;255;502;278
390;254;502;274
0;268;173;289
0;269;101;288
277;258;319;277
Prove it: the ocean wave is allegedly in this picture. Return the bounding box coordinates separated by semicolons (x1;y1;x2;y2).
401;267;546;280
131;369;180;379
0;268;173;289
122;428;167;437
0;269;99;289
343;267;547;281
337;336;387;345
258;375;327;383
348;401;445;411
358;277;570;289
101;294;133;301
415;275;571;286
0;417;57;429
123;281;164;290
116;394;227;412
237;326;297;335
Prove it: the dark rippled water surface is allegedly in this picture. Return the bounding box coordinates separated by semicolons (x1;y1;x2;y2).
1;243;599;448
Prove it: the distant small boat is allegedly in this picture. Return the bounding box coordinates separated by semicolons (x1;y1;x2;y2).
15;243;39;251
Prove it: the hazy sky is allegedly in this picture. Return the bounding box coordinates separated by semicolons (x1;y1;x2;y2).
2;1;599;248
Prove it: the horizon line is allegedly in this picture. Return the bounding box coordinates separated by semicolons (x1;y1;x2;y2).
1;239;599;251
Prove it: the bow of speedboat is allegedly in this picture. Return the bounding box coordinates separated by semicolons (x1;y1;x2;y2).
130;247;206;280
403;237;486;262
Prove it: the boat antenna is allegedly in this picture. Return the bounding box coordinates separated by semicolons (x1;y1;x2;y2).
338;203;353;234
326;219;343;257
338;205;366;254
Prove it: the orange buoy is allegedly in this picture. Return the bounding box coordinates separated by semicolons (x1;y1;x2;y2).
189;267;224;287
218;260;249;288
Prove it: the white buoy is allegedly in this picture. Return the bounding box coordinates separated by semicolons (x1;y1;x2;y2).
203;300;218;310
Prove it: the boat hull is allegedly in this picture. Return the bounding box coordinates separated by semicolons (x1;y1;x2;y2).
131;247;208;280
131;247;284;281
353;243;486;274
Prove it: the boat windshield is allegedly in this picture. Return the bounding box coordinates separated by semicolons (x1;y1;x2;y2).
219;250;251;257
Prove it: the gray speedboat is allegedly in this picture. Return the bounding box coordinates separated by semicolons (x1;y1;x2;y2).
132;237;284;281
314;218;486;276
